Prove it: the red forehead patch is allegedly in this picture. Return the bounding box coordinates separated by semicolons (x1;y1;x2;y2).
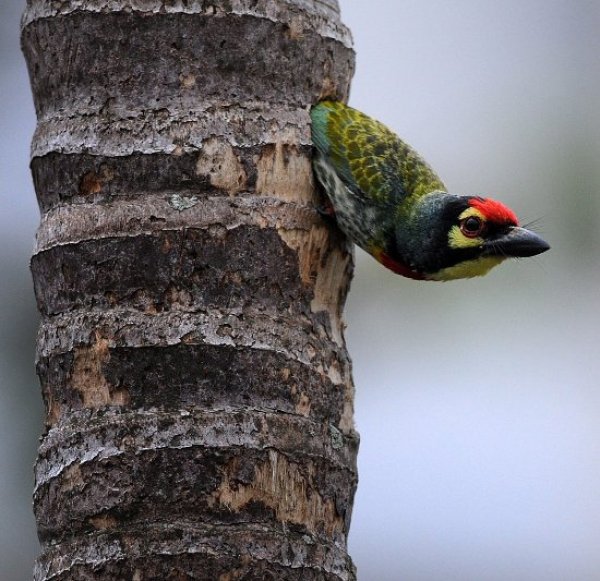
469;197;518;226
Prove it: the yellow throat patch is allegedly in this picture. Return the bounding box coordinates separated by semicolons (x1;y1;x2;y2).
431;256;505;281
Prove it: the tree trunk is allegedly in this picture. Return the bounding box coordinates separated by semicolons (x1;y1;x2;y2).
22;0;357;579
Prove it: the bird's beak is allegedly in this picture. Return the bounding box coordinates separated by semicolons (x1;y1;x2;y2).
484;226;550;258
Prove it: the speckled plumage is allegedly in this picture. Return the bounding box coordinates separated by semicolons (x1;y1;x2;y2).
310;101;550;280
312;101;445;204
311;101;445;252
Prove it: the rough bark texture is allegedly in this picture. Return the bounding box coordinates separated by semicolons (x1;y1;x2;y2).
22;0;357;579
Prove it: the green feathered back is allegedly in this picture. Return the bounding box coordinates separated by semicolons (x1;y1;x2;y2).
310;101;446;213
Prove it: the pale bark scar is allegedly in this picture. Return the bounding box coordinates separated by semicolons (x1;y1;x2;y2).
278;220;354;433
319;76;338;100
215;450;344;536
179;72;196;88
278;225;329;285
45;393;61;426
70;332;130;408
61;463;84;492
285;16;305;40
78;164;115;196
88;513;118;530
295;392;312;416
310;244;351;326
195;137;247;195
255;143;313;203
279;225;351;342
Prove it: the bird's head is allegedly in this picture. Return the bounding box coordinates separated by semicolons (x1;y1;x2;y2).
391;192;550;281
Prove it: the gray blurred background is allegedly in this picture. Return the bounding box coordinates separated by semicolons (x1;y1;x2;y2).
1;1;599;579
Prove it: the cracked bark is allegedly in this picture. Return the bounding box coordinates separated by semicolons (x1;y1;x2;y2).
22;0;357;579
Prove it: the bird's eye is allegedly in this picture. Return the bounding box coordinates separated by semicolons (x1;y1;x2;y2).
460;216;485;238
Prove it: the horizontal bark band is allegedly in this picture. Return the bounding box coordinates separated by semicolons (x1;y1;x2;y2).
35;447;356;545
34;196;319;254
35;522;355;581
23;12;353;125
22;0;353;48
35;437;357;547
38;341;349;426
31;147;313;212
35;409;359;490
29;105;311;158
35;452;355;546
36;302;350;366
33;224;332;320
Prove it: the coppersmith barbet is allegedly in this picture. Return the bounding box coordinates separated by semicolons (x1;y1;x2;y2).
311;101;549;281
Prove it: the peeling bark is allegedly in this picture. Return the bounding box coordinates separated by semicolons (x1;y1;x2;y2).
23;0;357;578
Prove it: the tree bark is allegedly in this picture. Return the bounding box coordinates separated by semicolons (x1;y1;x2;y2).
22;0;357;579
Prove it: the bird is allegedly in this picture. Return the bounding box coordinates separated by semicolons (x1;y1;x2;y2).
310;101;549;281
